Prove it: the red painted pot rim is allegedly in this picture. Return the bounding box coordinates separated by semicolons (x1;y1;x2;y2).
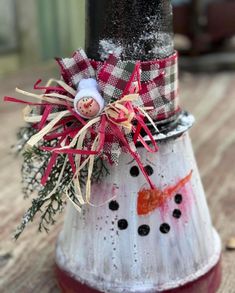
55;257;222;293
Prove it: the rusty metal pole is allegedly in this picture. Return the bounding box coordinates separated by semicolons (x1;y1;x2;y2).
86;0;174;60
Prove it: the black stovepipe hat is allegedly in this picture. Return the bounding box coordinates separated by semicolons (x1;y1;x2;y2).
86;0;174;61
85;0;188;134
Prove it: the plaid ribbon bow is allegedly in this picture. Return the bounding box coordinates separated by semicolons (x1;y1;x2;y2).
4;48;179;209
56;49;139;103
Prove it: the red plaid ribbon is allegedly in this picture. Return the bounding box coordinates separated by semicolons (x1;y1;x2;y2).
98;54;138;102
139;54;179;121
56;49;179;121
56;50;96;88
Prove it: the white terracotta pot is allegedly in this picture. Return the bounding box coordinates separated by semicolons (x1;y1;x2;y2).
55;113;221;293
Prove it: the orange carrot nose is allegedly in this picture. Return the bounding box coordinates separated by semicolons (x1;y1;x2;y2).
137;170;193;216
84;99;93;109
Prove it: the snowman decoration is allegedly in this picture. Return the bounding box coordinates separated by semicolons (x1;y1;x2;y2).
55;50;221;293
74;78;105;119
57;133;221;293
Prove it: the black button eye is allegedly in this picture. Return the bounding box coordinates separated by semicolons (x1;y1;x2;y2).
138;225;150;236
130;166;140;177
118;219;128;230
144;165;154;176
175;194;183;204
109;200;119;211
173;209;182;219
160;223;171;234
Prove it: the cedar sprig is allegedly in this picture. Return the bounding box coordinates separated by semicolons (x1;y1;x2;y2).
14;126;110;239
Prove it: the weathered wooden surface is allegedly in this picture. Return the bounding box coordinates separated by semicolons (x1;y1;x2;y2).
0;67;235;293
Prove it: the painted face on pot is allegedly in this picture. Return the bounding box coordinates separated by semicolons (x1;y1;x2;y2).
76;96;101;118
90;154;193;239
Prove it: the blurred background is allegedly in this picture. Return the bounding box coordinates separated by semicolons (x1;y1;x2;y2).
0;0;85;75
0;1;235;292
0;0;235;74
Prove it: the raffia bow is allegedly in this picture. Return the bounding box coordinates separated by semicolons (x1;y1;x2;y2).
4;50;161;211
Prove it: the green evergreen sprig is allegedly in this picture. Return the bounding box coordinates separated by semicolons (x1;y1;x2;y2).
14;126;110;239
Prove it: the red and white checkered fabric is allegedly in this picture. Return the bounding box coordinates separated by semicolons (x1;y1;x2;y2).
139;52;179;120
98;54;137;102
56;49;179;122
56;50;96;88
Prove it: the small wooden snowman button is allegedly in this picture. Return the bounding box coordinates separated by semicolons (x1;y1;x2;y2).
74;78;105;119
